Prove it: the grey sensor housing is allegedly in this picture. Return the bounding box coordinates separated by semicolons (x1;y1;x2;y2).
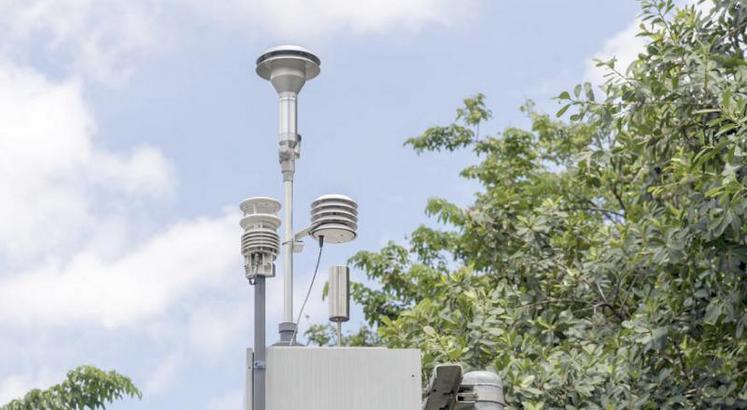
328;266;350;323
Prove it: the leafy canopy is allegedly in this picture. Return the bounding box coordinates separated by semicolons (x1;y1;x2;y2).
305;323;381;347
1;366;141;410
335;0;747;408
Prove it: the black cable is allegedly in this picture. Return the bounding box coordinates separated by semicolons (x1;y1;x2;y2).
291;236;324;344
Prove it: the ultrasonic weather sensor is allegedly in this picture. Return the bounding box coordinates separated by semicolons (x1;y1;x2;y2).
240;197;281;279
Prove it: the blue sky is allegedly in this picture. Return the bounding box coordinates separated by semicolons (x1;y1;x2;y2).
0;1;644;408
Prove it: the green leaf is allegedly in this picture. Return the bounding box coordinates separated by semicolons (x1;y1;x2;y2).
336;3;747;408
584;82;595;101
1;366;141;409
524;401;545;410
704;301;722;324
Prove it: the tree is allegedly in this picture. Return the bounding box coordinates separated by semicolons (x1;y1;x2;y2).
1;366;141;410
345;0;747;408
305;323;380;347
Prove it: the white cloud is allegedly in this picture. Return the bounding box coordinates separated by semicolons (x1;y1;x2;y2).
0;56;246;405
0;375;35;404
0;50;233;331
144;352;181;395
1;0;480;84
188;0;479;38
0;62;174;261
584;19;645;86
0;0;163;84
206;389;244;410
90;146;175;198
0;212;238;327
0;370;58;404
188;301;247;356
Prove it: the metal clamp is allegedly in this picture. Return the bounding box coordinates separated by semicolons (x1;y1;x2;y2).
456;391;479;402
252;360;266;370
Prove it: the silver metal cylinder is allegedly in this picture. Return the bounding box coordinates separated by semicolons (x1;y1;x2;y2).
278;92;298;146
282;178;294;324
458;371;505;410
329;265;350;323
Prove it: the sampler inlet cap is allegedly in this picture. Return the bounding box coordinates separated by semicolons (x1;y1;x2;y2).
256;45;320;79
256;45;321;95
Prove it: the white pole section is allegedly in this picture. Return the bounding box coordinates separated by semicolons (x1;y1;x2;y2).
281;175;294;324
279;90;298;340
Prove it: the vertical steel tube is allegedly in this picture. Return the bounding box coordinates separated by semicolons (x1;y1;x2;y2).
329;266;350;322
278;91;298;342
281;177;294;324
278;92;297;145
253;276;266;410
329;265;350;347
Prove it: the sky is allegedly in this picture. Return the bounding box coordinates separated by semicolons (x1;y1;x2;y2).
0;0;645;408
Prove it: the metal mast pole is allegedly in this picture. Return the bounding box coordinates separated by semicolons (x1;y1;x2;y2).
256;46;321;344
253;276;266;410
240;196;280;410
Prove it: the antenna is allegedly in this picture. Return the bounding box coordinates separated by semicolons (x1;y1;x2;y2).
256;45;321;343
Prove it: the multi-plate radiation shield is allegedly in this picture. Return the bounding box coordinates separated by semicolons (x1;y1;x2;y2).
310;194;358;244
240;197;281;279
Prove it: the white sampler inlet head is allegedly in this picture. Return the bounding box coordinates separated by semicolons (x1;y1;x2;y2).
256;45;320;94
310;194;358;244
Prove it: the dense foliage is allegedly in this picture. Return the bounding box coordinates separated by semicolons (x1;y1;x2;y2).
1;366;140;410
332;1;746;408
305;323;380;347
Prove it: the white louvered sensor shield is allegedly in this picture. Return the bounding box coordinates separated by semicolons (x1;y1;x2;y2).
240;197;281;279
310;194;358;244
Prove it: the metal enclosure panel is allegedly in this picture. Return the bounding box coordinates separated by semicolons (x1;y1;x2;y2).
266;347;421;410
